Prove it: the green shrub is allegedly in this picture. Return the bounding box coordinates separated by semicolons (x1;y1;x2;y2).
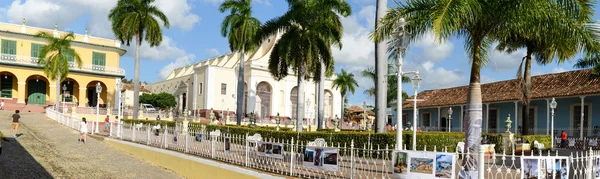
521;135;552;149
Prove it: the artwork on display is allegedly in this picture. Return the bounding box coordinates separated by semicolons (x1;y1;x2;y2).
224;137;231;153
256;142;284;159
392;150;455;179
195;134;202;143
596;157;600;179
520;156;569;179
302;146;339;171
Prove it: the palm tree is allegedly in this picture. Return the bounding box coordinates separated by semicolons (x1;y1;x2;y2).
574;24;600;77
332;69;358;123
374;0;388;133
361;65;410;106
256;0;351;132
495;0;595;135
109;0;170;120
219;0;262;126
35;32;83;108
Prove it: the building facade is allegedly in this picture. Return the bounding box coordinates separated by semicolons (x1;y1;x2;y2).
147;33;342;120
0;20;125;109
391;69;600;138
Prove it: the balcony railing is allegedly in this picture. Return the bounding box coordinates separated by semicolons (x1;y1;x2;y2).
0;53;125;76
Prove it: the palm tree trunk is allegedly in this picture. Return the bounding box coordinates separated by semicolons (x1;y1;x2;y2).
317;59;325;129
374;0;388;133
463;43;484;170
296;64;305;132
236;49;245;126
340;94;345;123
132;36;141;120
521;51;532;135
55;72;60;110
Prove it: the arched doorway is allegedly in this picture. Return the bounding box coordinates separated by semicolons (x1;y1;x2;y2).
26;75;49;105
291;86;298;119
0;72;17;99
256;82;272;120
324;90;333;119
60;78;79;103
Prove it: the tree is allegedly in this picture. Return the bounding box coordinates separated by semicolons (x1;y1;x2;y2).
373;0;388;133
219;0;261;126
109;0;170;120
371;0;524;169
35;32;83;108
332;69;358;124
361;65;410;107
140;93;176;110
574;24;600;77
256;0;351;132
495;0;596;135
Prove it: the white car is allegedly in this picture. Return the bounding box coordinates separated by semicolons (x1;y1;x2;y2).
141;104;156;112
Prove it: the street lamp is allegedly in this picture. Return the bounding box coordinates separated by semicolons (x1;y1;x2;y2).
411;74;421;151
95;82;102;133
550;98;557;150
448;107;453;132
62;84;67;113
392;17;409;150
116;80;122;137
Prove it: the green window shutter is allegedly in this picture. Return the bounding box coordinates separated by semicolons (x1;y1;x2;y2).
1;76;12;98
2;40;16;55
31;44;45;58
92;52;106;66
62;49;74;62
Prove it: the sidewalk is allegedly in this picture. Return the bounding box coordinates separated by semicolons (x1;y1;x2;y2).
0;111;183;179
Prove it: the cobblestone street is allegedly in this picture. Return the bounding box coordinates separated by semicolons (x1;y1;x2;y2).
0;111;183;179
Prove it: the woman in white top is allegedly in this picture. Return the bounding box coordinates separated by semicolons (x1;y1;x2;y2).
79;118;88;144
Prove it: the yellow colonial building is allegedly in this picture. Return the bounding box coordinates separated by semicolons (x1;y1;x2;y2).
0;20;125;111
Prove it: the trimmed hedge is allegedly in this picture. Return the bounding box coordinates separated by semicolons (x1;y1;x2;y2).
120;119;549;153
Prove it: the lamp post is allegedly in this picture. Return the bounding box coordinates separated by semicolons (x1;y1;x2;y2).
363;101;367;131
448;107;453;132
392;17;409;150
411;74;421;151
95;82;102;133
62;84;67;114
116;81;122;137
550;98;557;150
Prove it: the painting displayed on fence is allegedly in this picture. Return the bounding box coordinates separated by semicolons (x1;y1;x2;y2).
195;133;202;142
224;137;231;153
521;156;569;179
256;142;284;159
595;157;600;179
303;146;339;171
392;150;455;179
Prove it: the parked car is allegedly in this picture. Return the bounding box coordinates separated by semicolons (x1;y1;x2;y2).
141;103;156;112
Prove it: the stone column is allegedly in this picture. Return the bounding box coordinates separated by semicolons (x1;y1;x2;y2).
49;84;57;105
17;82;26;104
78;88;87;107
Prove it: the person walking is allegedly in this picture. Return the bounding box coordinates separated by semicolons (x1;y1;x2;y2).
0;129;9;156
561;130;568;148
12;110;20;138
104;115;110;132
79;118;88;144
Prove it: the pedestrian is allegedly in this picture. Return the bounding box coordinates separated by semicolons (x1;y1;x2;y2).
156;115;161;121
561;130;568;148
0;99;4;110
0;129;9;156
12;110;20;138
104;115;110;132
79;118;88;144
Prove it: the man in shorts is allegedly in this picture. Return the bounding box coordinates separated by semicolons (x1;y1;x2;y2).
0;130;9;155
12;110;20;138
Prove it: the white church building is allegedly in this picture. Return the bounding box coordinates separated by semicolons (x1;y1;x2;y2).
147;33;342;121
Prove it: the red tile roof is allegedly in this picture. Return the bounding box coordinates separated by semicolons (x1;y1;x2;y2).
401;69;600;109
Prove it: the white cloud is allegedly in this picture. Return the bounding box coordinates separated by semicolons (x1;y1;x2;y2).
205;48;221;56
159;54;196;79
203;0;271;6
128;36;187;61
3;0;200;38
551;67;566;73
487;43;527;72
412;31;454;62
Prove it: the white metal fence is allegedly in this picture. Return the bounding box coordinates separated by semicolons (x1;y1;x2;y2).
46;108;600;179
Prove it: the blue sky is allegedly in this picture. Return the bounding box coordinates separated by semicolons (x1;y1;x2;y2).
0;0;594;107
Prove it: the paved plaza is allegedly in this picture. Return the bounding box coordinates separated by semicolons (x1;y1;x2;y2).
0;111;183;179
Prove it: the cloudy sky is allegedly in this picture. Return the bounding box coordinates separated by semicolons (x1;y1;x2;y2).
0;0;591;106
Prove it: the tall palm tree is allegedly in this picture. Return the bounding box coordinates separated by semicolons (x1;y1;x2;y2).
219;0;261;126
374;0;388;133
495;0;595;135
35;32;83;108
574;24;600;77
332;69;358;123
256;0;351;132
109;0;170;120
361;65;410;106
